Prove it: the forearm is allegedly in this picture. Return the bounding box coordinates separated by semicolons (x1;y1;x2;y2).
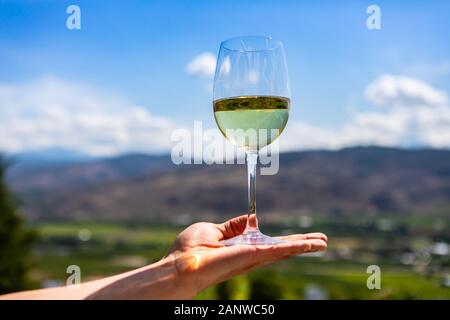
0;256;192;300
86;255;192;299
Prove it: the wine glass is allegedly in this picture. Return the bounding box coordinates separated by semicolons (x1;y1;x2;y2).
213;36;290;245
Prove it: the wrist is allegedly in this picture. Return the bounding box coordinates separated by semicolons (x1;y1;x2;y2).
165;253;203;299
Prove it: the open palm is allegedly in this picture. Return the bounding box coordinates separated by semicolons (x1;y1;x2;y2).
167;215;328;298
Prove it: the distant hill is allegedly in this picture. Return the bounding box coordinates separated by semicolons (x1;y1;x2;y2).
7;153;174;191
7;148;95;169
6;147;450;221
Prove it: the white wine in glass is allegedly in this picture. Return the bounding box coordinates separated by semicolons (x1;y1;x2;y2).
214;96;290;150
213;36;291;245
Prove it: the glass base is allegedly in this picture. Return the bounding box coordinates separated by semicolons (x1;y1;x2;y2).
220;230;286;246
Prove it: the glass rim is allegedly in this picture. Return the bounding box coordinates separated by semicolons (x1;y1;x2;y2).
220;36;283;53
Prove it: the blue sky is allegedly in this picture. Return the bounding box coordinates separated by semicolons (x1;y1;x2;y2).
1;0;450;155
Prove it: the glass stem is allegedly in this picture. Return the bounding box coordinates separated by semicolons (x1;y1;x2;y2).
245;150;259;233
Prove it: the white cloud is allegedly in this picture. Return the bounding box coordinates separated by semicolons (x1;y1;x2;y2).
185;52;216;77
364;74;448;107
0;77;177;156
1;74;449;158
281;74;450;150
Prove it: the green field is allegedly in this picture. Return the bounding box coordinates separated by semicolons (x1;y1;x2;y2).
29;216;450;299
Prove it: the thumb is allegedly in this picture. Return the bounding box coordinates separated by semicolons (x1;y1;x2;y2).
216;215;248;239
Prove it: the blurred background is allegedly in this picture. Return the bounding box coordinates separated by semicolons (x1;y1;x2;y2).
0;0;449;299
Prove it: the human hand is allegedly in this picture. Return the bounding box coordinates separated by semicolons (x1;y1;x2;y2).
167;215;328;298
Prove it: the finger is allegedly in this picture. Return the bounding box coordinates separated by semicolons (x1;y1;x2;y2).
215;215;248;240
209;238;327;272
276;233;328;243
227;239;326;272
254;238;327;260
186;238;327;285
285;238;328;254
255;238;328;268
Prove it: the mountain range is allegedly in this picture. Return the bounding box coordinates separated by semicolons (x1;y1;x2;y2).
6;147;450;222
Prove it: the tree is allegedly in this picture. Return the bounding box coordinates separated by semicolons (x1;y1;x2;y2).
0;155;37;294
